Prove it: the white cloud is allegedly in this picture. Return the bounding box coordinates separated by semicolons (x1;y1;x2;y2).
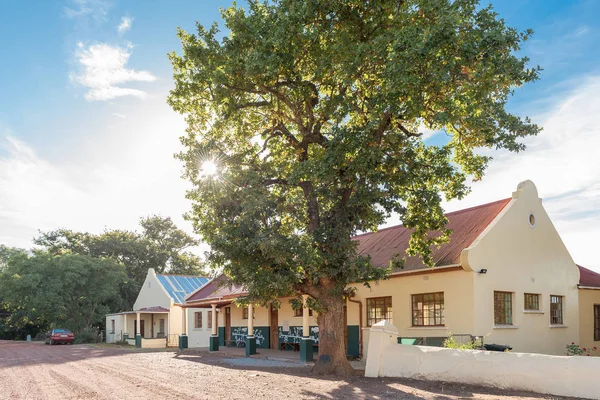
377;76;600;273
0;96;205;253
117;16;133;34
64;0;109;21
113;112;126;118
440;75;600;273
71;43;156;101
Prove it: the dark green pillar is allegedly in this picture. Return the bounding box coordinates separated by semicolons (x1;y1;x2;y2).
179;334;188;350
135;334;142;348
300;337;313;362
209;335;219;351
246;336;257;356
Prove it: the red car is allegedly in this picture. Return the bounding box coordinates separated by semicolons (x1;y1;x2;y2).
45;329;74;345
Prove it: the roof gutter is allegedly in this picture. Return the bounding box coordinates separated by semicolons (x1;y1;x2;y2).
577;285;600;290
388;264;463;278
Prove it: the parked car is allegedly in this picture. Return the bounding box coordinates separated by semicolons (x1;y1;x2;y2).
45;329;74;345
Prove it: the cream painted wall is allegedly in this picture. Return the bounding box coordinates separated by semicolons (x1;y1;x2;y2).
228;304;269;327
352;269;475;359
133;268;173;310
275;297;318;328
578;288;600;354
365;322;598;400
462;181;580;355
168;305;182;337
105;314;125;343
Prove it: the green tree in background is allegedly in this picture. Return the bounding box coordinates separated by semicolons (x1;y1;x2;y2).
169;0;540;374
34;215;205;310
0;252;125;334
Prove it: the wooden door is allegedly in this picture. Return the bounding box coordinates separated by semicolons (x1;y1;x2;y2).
140;320;145;338
270;304;278;349
225;307;231;341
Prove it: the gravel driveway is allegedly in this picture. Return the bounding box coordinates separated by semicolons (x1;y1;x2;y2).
0;340;579;399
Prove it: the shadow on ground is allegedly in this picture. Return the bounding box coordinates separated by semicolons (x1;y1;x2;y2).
175;349;580;400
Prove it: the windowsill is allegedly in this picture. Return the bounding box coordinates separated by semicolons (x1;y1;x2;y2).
192;328;205;331
523;310;544;314
493;325;518;329
407;326;447;330
549;324;568;328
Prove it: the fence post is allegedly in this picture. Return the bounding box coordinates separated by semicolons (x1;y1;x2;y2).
365;320;398;378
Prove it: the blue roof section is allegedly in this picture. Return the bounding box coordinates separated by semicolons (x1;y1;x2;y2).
156;275;210;304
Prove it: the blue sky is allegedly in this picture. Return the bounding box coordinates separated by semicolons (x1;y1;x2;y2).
1;0;599;272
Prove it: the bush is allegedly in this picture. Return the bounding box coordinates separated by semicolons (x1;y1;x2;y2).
74;329;99;344
443;333;483;350
566;342;598;356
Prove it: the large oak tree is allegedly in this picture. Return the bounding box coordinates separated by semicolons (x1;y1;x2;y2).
168;0;540;375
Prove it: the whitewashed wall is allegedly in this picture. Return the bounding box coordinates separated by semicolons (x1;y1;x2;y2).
365;321;598;400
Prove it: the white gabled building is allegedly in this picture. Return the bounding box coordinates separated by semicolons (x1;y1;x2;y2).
105;268;209;348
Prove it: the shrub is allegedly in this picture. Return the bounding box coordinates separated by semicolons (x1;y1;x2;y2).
443;333;483;350
566;342;598;356
74;329;99;344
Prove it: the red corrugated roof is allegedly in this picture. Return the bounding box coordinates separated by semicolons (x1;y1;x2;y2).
186;275;247;303
354;198;512;271
578;265;600;288
137;306;170;313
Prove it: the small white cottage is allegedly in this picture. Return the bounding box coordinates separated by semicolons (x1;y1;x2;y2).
105;268;209;348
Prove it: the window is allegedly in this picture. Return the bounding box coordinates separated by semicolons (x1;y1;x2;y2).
110;319;115;334
367;297;392;326
159;319;165;334
524;293;540;311
242;307;256;319
207;311;212;329
412;292;444;326
494;291;513;325
550;295;564;325
594;305;600;341
294;308;313;317
194;312;203;328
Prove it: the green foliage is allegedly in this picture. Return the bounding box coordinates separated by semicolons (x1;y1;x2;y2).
168;0;539;372
74;328;100;344
566;342;598;356
34;215;205;310
168;0;539;299
0;252;126;334
443;333;483;350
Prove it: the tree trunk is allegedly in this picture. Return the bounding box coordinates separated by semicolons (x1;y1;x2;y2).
312;295;354;376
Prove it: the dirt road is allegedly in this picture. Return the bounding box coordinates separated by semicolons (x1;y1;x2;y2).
0;341;576;399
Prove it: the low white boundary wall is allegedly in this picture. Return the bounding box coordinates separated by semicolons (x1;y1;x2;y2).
365;321;598;400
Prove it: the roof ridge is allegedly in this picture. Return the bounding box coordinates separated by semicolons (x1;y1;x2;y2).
352;198;511;239
157;273;209;278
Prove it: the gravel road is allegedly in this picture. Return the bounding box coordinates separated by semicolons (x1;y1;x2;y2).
0;340;578;399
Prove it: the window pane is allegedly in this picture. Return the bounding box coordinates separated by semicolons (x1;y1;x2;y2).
594;305;600;341
367;297;392;326
550;296;563;325
494;292;512;325
524;293;539;311
411;292;444;326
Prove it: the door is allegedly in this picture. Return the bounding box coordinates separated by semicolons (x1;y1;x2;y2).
225;307;231;341
270;304;279;349
140;320;145;338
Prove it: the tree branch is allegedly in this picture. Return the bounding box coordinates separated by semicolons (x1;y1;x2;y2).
234;100;270;110
299;181;320;233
